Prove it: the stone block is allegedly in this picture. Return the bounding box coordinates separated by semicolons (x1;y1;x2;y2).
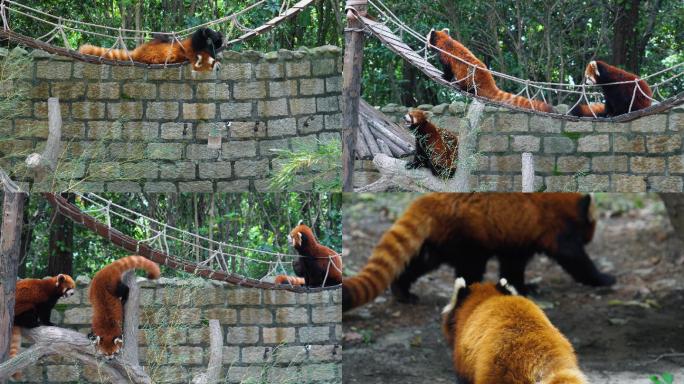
87;82;120;99
233;81;266;99
222;141;257;160
479;135;509;152
146;102;179;120
269;80;298;98
577;134;610;152
299;326;330;343
220;102;253;119
543;137;575;153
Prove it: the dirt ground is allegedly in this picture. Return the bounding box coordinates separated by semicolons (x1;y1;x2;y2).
342;194;684;384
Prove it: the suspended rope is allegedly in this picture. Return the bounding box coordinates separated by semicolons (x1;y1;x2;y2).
347;1;684;122
43;192;341;292
0;0;315;68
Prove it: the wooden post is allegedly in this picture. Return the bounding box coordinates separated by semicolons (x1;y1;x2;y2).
341;0;367;191
661;194;684;240
521;152;535;192
0;191;26;377
25;97;62;183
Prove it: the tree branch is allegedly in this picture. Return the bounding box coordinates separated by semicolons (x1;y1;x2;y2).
0;327;151;383
122;271;140;366
25;97;62;183
191;319;223;384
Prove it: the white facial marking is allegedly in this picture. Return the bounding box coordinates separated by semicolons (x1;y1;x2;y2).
499;278;518;295
93;336;100;345
195;54;202;68
114;337;123;346
208;57;215;65
297;232;303;245
442;277;467;315
64;288;74;297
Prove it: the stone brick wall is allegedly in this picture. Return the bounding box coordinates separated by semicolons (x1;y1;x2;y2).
17;277;341;384
360;102;683;192
1;46;342;192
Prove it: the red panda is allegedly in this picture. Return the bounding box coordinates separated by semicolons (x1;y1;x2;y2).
442;278;587;384
283;221;342;287
89;255;160;358
428;28;554;113
9;274;76;379
79;27;222;72
570;60;652;117
403;109;458;179
342;193;616;311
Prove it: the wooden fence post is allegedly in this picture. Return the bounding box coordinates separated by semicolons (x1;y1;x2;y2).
521;152;534;192
341;0;367;191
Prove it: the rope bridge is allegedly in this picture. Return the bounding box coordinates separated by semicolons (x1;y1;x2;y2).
0;0;315;68
44;193;341;292
347;0;684;123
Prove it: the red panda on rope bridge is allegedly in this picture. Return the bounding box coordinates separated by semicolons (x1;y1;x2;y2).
274;222;343;288
345;5;684;123
42;193;339;293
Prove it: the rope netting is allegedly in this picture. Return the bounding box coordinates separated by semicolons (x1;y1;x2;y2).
0;0;315;68
348;0;684;122
44;192;341;292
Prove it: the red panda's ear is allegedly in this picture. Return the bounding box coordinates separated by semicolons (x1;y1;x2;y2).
441;28;450;34
56;274;65;286
297;219;304;226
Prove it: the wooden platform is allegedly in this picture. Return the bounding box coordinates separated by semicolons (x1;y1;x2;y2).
356;99;414;160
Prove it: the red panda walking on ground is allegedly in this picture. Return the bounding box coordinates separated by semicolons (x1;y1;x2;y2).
428;28;554;113
403;109;459;179
570;60;652;117
89;255;160;358
342;193;616;311
79;27;222;72
442;278;587;384
274;222;342;287
9;274;76;379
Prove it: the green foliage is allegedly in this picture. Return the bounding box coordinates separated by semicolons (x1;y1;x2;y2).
269;139;342;192
650;373;674;384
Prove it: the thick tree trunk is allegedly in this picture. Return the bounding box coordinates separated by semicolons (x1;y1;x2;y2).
660;194;684;240
0;191;26;380
611;0;640;72
46;193;74;276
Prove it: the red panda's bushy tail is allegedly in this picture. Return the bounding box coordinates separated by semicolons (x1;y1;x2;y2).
94;255;161;285
274;275;306;286
78;45;134;61
541;368;587;384
569;103;606;117
488;89;555;113
9;326;22;379
342;206;434;312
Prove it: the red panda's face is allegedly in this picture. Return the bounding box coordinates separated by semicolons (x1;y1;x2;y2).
584;61;600;85
55;274;76;298
428;28;451;47
192;51;220;73
90;333;123;359
404;110;428;129
288;221;311;250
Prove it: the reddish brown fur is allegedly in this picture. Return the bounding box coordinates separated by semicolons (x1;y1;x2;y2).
429;29;554;113
342;193;612;311
79;39;217;72
11;274;76;379
570;103;606;117
289;223;342;286
442;280;586;384
404;110;458;178
571;60;652;117
90;255;160;357
274;275;306;286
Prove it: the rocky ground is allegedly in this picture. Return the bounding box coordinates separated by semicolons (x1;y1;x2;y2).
342;194;684;384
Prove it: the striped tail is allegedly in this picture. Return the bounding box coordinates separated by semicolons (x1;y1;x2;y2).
78;44;133;61
101;255;161;282
9;326;22;379
490;89;555;113
274;275;306;286
569;103;606;117
342;210;434;311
